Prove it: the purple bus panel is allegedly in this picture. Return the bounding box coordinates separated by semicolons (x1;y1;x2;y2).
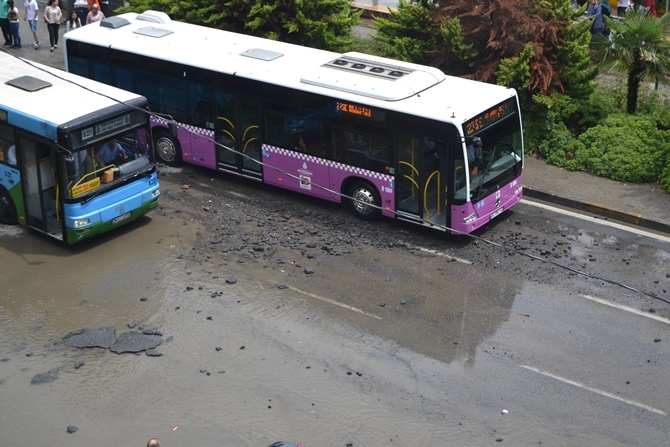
450;173;523;234
262;144;396;218
151;118;217;169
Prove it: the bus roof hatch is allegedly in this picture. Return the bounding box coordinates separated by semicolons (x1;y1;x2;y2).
6;75;52;92
300;54;444;101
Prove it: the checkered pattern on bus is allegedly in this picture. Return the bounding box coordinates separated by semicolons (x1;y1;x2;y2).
264;145;394;183
151;117;214;138
147;117;393;184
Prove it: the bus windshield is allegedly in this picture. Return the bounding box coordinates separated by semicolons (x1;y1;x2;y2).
63;127;152;200
454;116;523;203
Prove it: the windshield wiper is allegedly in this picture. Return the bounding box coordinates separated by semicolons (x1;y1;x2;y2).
81;189;102;205
475;145;497;202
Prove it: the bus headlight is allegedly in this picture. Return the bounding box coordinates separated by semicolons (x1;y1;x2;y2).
152;188;160;197
463;212;478;224
73;218;90;227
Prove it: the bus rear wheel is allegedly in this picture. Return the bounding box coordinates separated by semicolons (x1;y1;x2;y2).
154;131;182;166
348;180;381;221
0;189;17;225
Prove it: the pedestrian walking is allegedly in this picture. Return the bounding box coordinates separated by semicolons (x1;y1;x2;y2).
23;0;39;49
7;0;19;48
66;10;81;32
147;438;161;447
44;0;61;51
73;0;87;26
85;2;103;24
0;0;12;47
588;0;606;36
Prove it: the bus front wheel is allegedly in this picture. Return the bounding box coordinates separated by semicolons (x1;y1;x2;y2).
348;181;381;221
0;188;17;225
154;131;182;166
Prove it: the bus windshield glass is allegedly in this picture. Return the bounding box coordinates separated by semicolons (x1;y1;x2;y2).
63;127;152;199
454;114;523;203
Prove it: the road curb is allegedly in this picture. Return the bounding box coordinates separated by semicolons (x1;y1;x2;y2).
523;187;670;234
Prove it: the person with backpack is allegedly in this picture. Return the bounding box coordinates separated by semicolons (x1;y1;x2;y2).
7;0;18;48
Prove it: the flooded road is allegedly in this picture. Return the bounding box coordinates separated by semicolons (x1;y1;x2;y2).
1;167;669;447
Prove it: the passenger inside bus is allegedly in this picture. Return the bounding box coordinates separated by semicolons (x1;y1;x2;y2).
74;149;93;180
6;145;16;166
294;136;307;152
423;137;438;174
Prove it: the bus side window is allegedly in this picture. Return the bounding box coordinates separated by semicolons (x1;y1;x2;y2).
0;123;16;165
193;101;213;129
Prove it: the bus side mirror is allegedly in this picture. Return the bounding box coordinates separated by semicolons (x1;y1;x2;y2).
64;155;77;182
169;120;178;138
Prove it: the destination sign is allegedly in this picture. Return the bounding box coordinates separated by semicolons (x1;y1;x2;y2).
464;98;516;136
336;101;385;122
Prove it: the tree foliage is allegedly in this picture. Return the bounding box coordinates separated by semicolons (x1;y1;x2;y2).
372;0;439;65
117;0;361;51
373;0;595;99
592;11;670;113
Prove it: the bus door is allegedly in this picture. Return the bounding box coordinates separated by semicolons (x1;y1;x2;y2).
18;136;61;238
396;133;448;228
214;90;262;178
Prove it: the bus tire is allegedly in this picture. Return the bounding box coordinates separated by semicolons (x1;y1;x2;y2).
154;131;182;166
0;188;17;225
348;180;381;221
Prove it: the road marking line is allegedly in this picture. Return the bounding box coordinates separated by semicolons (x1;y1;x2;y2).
581;294;670;325
520;365;667;416
288;286;383;319
415;246;473;264
521;200;670;243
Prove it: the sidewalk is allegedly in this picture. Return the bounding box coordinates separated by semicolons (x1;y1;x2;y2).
6;0;67;69
9;10;670;234
523;156;670;234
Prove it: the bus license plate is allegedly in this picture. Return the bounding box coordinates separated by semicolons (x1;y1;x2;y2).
112;212;132;224
490;207;504;220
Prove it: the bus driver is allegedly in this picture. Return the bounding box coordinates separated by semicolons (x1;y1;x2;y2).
96;138;128;167
467;136;483;176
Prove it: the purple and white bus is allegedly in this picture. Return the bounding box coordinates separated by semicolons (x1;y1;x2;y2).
63;10;523;234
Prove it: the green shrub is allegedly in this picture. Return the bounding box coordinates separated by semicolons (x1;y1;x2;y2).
536;121;577;167
566;113;668;183
661;162;670;192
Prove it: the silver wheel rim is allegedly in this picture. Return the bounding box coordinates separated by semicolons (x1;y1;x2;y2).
157;137;176;162
352;187;375;215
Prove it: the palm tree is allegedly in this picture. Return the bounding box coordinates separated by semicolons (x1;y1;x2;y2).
592;11;670;114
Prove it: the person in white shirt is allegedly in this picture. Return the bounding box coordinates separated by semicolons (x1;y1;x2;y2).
66;10;81;32
43;0;61;51
23;0;39;48
617;0;630;16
